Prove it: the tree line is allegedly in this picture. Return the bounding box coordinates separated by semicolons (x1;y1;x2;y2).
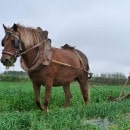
0;71;128;85
90;72;128;85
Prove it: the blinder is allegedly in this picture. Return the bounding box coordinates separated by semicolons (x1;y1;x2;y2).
12;39;20;48
2;31;22;49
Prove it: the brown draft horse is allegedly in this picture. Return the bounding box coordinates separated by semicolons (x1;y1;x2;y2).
1;23;91;112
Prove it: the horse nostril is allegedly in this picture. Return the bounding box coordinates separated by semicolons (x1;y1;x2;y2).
4;59;10;64
1;58;4;63
1;58;9;65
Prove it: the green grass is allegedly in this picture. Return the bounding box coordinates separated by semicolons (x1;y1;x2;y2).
1;81;130;130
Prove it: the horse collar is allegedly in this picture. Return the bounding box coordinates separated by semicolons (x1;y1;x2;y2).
20;39;52;73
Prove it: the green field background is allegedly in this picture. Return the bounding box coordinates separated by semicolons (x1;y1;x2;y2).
1;81;130;130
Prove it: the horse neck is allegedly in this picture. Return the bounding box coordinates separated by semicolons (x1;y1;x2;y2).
19;30;42;68
21;46;39;68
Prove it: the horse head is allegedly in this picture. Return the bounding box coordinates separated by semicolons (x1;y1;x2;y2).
1;23;50;69
1;23;22;67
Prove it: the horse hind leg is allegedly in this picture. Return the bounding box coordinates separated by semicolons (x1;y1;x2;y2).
63;84;72;108
77;76;90;104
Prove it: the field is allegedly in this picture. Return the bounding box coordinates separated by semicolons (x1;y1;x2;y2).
1;81;130;130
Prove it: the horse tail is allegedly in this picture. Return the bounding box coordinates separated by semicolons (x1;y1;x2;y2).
75;49;92;79
84;59;92;79
86;62;93;79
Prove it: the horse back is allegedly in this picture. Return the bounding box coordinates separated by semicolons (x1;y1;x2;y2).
52;48;81;67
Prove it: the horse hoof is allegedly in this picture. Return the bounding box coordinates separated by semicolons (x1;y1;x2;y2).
43;108;49;113
64;105;69;108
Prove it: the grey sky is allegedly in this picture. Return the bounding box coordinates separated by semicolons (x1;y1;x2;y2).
0;0;130;75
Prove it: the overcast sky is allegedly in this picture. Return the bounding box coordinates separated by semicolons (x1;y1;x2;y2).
0;0;130;76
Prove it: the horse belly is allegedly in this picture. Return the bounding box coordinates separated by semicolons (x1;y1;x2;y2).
53;68;79;86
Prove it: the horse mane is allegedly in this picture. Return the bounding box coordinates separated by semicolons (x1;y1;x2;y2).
16;24;44;48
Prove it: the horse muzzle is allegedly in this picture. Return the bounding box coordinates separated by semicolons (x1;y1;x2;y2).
1;56;16;67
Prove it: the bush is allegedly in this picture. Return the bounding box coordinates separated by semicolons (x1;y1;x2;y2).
0;71;29;82
89;73;127;85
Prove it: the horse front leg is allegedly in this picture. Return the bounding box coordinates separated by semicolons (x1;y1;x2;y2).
33;82;44;111
43;81;53;112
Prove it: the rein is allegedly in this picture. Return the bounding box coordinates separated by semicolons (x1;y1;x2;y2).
18;42;42;56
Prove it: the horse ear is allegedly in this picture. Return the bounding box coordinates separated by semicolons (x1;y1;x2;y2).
13;23;18;32
37;27;48;39
42;31;48;39
3;24;7;31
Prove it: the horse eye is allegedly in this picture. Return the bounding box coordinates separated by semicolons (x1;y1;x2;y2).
11;40;15;45
11;40;15;43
